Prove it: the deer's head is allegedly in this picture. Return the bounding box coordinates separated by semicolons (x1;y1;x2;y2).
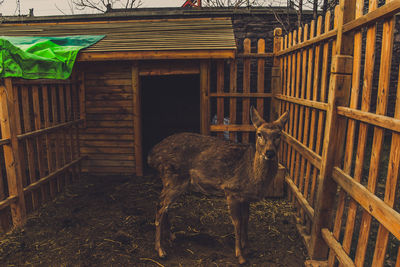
250;107;289;161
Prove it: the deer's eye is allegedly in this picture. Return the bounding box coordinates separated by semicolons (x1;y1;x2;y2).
257;132;263;139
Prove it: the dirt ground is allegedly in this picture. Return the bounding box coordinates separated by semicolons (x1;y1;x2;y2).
0;172;308;266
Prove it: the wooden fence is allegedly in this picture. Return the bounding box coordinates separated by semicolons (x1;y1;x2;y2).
208;38;277;141
208;38;287;197
275;0;400;265
0;77;84;232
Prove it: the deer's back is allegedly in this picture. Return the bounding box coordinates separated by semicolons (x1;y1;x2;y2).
148;132;250;179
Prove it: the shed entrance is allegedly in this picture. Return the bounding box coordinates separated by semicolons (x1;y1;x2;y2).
141;74;200;167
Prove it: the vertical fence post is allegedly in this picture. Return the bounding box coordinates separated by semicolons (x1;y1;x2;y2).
271;28;282;121
0;78;26;227
310;0;356;259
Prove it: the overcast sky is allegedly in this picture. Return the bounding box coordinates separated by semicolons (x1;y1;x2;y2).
0;0;184;16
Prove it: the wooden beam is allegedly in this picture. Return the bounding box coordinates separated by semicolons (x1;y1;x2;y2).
0;195;18;211
17;119;84;140
297;224;312;256
0;139;10;146
210;124;254;132
285;176;315;219
132;62;143;177
271;28;283;120
77;49;236;61
139;60;200;76
342;0;400;37
337;106;400;133
229;60;237;141
310;0;356;258
12;79;77;85
209;92;273;98
2;17;232;27
236;52;274;58
200;60;210;135
332;167;400;241
216;60;224;138
282;131;322;170
321;228;355;267
276;29;337;57
23;157;86;193
275;94;328;111
242;38;251;143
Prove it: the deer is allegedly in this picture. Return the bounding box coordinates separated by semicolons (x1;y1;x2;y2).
147;107;288;264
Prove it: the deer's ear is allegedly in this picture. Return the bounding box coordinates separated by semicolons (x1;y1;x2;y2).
250;106;265;128
275;111;289;129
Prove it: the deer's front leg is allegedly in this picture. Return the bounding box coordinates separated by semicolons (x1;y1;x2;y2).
240;201;250;251
227;196;246;264
155;203;167;258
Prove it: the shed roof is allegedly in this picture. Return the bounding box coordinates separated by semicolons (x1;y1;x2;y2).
0;18;236;61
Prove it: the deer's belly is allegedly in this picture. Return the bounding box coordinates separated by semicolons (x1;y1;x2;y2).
189;169;225;196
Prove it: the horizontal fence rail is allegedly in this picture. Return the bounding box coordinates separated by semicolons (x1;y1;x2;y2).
274;0;400;266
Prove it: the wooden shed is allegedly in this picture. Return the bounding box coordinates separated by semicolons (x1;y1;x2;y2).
0;17;237;176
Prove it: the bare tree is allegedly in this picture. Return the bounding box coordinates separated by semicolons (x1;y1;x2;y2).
55;0;75;15
72;0;142;13
271;0;337;34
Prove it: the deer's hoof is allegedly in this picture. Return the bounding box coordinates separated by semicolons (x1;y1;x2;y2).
169;232;176;242
157;247;167;258
238;255;247;265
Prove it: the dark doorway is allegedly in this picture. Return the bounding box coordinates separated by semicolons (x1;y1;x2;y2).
141;74;200;166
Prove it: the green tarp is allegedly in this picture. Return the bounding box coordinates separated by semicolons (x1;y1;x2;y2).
0;35;105;80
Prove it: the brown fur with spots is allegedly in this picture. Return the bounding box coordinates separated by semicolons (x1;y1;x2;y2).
148;107;288;264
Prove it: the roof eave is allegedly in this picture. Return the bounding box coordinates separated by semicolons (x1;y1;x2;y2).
77;49;237;61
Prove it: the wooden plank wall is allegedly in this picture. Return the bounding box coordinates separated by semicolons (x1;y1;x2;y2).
275;0;400;266
78;62;135;175
0;77;83;233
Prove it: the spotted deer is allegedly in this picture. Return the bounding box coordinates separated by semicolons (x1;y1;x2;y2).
148;107;288;264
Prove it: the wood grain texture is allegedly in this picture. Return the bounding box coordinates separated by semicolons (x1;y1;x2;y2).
310;0;356;258
132;63;142;176
242;38;251;143
80;63;135;175
0;80;26;227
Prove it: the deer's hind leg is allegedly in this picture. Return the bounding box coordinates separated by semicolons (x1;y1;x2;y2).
163;213;176;244
155;170;188;258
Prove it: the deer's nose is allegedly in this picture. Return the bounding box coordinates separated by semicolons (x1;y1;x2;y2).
265;150;275;159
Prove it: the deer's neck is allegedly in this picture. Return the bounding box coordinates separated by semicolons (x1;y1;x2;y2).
251;151;278;182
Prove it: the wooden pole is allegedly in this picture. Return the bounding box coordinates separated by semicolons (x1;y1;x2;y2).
200;60;210;135
0;79;26;227
257;39;265;120
242;39;251;143
216;60;224;138
132;62;143;177
309;0;356;259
